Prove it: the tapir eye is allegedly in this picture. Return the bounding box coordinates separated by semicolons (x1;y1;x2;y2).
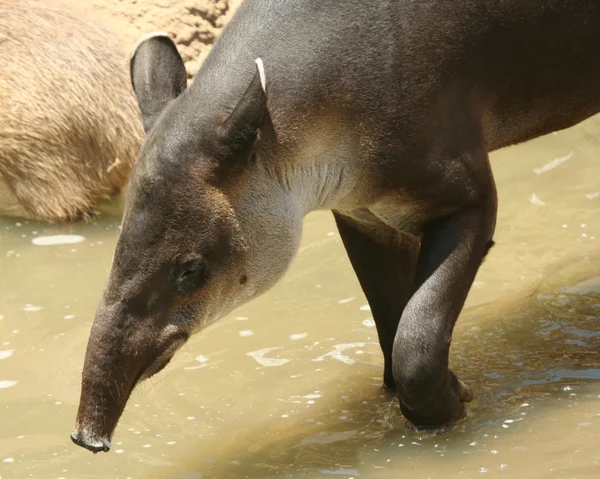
175;259;208;293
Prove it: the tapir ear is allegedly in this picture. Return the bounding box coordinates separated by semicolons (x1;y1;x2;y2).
218;58;268;156
130;32;187;133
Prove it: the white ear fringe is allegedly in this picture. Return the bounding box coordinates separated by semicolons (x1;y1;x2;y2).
131;31;172;60
255;58;267;93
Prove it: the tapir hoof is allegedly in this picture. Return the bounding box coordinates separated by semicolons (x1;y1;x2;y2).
399;371;474;430
457;378;474;403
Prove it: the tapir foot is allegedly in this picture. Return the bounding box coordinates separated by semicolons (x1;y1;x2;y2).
399;370;474;429
383;363;396;392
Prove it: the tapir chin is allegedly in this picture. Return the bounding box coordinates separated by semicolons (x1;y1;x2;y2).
72;0;600;452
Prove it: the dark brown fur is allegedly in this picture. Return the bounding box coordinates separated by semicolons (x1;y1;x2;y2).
0;0;144;222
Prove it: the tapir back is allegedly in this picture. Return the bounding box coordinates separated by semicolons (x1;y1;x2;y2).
0;0;144;222
203;0;600;159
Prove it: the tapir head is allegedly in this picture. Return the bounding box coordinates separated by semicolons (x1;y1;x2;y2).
71;34;302;452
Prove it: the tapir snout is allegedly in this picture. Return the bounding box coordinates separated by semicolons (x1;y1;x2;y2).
72;292;192;452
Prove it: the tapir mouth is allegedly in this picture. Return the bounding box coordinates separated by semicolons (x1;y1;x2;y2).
71;332;189;453
139;335;187;382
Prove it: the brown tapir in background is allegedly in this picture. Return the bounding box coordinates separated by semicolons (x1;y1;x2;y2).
0;0;143;222
72;0;600;452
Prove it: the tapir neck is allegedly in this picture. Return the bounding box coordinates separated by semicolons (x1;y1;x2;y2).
266;156;356;215
224;156;359;315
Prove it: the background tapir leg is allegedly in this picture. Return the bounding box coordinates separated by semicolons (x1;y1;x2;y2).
392;152;497;427
333;212;419;391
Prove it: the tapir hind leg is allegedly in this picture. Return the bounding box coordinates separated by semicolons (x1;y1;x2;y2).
333;211;419;391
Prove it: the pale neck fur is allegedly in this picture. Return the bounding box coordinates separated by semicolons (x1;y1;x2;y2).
221;154;360;317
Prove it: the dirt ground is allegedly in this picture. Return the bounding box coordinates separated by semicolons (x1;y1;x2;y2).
87;0;243;79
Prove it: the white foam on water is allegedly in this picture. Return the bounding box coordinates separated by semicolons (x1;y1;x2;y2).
195;354;208;364
337;297;355;304
362;318;375;327
247;347;291;367
23;304;42;312
183;365;206;371
290;333;307;340
302;394;321;399
586;191;600;200
2;457;14;463
312;343;367;365
31;234;85;246
0;380;18;389
533;151;573;175
239;330;254;337
0;350;13;360
63;315;75;320
319;469;359;476
359;304;371;311
0;315;3;320
235;316;249;321
530;194;546;206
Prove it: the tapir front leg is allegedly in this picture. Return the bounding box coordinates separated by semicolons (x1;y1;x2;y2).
393;157;497;428
333;212;419;390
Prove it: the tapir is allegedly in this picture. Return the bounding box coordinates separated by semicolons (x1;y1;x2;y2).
72;0;600;452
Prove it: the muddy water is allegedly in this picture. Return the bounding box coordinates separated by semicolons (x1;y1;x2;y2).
1;115;600;479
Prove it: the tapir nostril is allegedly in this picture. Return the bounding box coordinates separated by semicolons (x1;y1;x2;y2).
70;429;111;453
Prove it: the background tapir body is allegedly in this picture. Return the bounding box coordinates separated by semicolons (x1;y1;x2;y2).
72;0;600;452
0;0;144;222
